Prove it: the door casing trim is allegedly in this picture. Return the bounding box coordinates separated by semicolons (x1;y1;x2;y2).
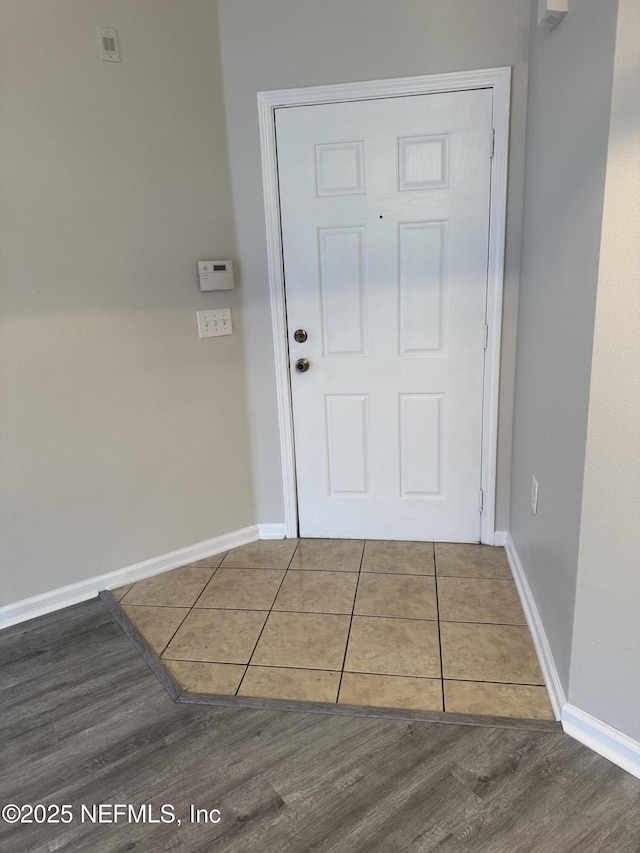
257;67;511;544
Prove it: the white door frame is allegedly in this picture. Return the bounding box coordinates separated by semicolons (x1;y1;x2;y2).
258;67;511;545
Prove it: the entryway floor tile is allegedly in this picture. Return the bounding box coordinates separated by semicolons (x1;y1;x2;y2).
111;584;134;602
435;543;511;578
273;570;358;614
361;540;435;575
437;576;526;625
443;680;554;720
220;539;298;569
238;666;341;703
440;621;544;684
162;608;267;664
196;568;285;610
338;673;443;712
354;573;437;619
289;538;364;572
251;611;350;670
164;660;246;695
120;566;214;608
345;616;440;678
121;605;189;656
107;539;556;723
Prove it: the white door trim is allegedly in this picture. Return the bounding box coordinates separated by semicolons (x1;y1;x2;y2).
258;67;511;544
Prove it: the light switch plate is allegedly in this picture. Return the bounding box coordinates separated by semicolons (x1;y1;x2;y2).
98;26;120;62
197;309;233;338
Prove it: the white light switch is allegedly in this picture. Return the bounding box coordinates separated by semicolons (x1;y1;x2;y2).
98;26;120;62
197;309;233;338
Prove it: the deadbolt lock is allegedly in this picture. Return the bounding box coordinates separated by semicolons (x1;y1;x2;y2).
294;329;308;343
295;358;310;373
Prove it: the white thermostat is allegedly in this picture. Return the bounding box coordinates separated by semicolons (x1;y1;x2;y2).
198;260;234;291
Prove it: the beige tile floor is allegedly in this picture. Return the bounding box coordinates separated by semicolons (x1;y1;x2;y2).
111;539;554;720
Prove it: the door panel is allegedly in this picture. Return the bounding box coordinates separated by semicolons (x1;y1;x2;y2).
325;395;370;496
319;227;367;357
400;393;445;498
398;220;448;354
277;89;493;541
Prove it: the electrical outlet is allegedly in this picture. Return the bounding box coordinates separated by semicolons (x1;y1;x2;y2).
197;309;233;339
531;476;539;514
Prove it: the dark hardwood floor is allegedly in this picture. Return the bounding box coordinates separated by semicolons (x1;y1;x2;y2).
1;599;638;853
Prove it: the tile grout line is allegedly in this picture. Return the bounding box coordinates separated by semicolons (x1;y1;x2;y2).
118;556;224;608
190;560;225;609
433;542;447;712
153;560;224;660
119;604;528;628
158;656;548;689
157;611;193;661
335;540;367;704
126;565;513;580
234;540;299;696
438;676;549;688
123;602;526;630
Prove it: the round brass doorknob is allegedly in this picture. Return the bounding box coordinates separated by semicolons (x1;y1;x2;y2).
294;329;308;343
295;358;310;373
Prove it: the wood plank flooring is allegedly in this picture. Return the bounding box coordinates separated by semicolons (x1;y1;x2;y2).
1;599;639;853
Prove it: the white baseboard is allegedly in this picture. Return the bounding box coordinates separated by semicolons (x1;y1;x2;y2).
258;523;287;540
0;524;262;630
562;704;640;780
493;530;508;546
504;533;567;719
502;534;640;779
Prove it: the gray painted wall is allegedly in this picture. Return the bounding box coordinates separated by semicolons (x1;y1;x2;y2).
216;0;532;533
569;0;640;741
0;0;254;606
510;0;618;690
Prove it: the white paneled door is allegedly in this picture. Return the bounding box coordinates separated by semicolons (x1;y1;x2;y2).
277;89;493;541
